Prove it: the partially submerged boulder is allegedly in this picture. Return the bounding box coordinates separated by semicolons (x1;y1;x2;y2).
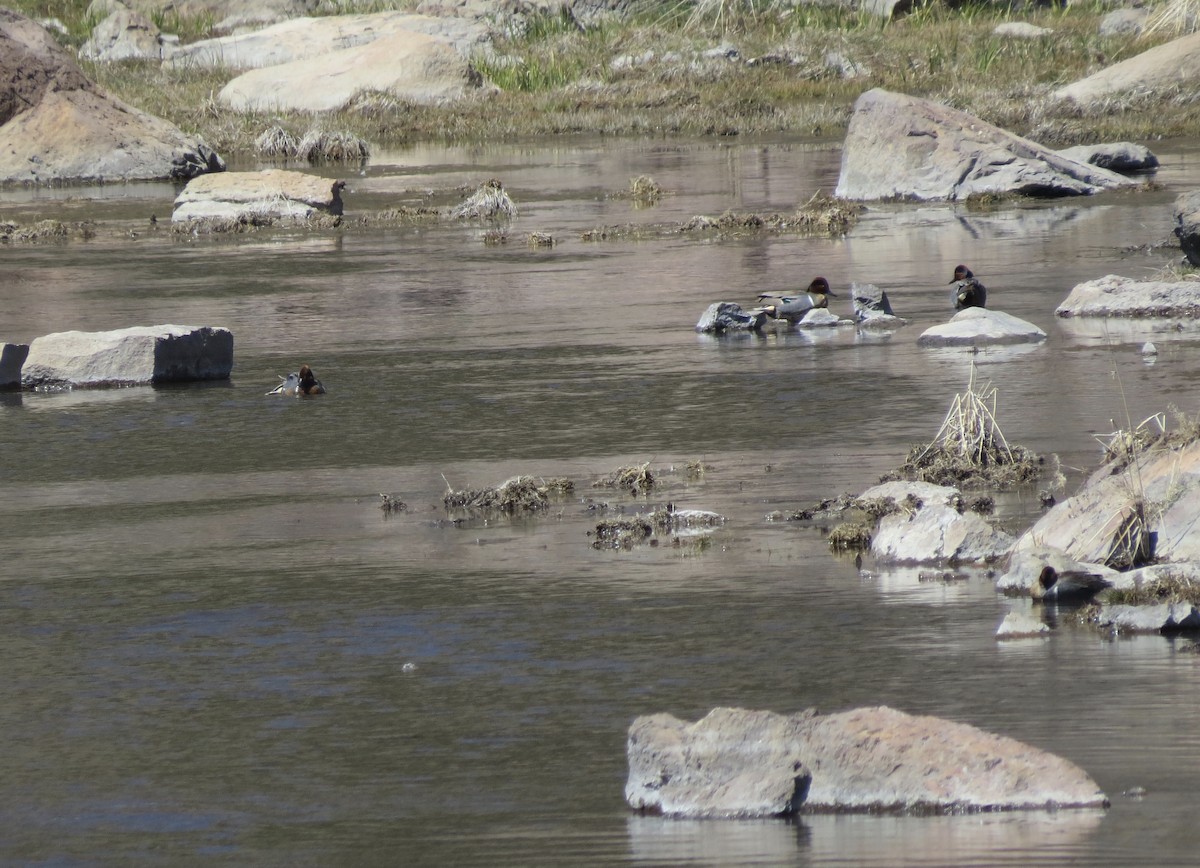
1174;191;1200;267
996;611;1050;639
1;341;29;389
855;481;1013;565
1056;142;1159;175
1054;30;1200;107
996;544;1121;596
0;9;224;185
626;705;1107;817
1092;563;1200;633
1056;275;1200;318
22;325;234;388
218;29;484;112
695;302;767;333
917;308;1047;347
835;89;1138;201
1012;431;1200;566
172;169;346;223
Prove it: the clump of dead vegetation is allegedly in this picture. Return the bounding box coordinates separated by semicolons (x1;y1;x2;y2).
296;129;371;164
591;516;654;549
254;125;299;159
1098;407;1200;473
379;494;408;515
443;475;572;514
526;231;554;247
593;462;656;494
1104;571;1200;607
881;367;1042;490
591;503;724;549
451;179;518;220
0;219;97;243
828;521;872;552
613;174;665;206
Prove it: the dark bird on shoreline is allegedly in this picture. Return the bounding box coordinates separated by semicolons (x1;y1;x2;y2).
757;277;837;323
1032;566;1111;603
950;265;987;311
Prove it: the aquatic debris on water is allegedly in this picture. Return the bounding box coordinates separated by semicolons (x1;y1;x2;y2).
379;494;408;515
443;475;572;514
593;462;656;494
591;504;724;550
451;179;518;220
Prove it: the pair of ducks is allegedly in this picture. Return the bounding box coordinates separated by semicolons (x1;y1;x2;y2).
755;265;986;323
267;364;325;396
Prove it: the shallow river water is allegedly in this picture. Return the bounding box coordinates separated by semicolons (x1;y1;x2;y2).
3;137;1200;865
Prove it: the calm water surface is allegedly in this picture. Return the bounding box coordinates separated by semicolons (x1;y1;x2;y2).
3;138;1200;865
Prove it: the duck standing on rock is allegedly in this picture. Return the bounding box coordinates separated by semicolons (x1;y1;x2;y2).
757;277;837;324
1032;566;1111;603
950;265;987;310
267;364;326;396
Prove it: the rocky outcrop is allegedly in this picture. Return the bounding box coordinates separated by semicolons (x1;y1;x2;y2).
1056;274;1200;317
834;89;1137;201
626;706;1107;817
1055;30;1200;107
1;341;29;389
22;325;234;388
695;302;767;333
917;308;1047;347
0;9;224;185
1056;142;1159;174
1011;436;1200;566
166;11;491;68
996;544;1122;596
859;481;1013;565
79;5;165;62
994;22;1052;39
172;169;345;222
219;29;484;113
1174;191;1200;267
1099;8;1149;36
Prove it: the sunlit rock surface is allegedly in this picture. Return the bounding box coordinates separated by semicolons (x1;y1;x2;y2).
835;89;1136;201
918;308;1047;347
1055;30;1200;107
1056;274;1200;317
22;326;233;388
626;706;1107;817
173;169;345;222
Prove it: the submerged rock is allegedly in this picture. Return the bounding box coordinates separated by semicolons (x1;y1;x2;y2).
996;611;1050;639
1056;142;1159;175
626;705;1107;817
1056;275;1200;317
834;88;1136;202
22;325;234;388
917;308;1047;347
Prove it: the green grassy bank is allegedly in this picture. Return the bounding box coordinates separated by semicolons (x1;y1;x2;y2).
7;0;1198;155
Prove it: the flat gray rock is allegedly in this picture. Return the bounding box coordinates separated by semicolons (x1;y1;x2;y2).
22;325;233;388
917;308;1047;346
1;341;29;389
1055;30;1200;107
173;169;345;222
996;611;1050;639
626;705;1107;816
1056;274;1200;317
835;88;1137;202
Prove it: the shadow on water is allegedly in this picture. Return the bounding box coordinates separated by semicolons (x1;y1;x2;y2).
3;138;1200;864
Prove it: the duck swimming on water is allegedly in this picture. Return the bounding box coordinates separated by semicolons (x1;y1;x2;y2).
757;277;837;324
267;364;325;396
1031;566;1110;603
950;265;987;311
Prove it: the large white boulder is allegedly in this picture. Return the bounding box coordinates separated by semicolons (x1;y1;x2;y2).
835;89;1137;201
857;481;1013;565
172;169;345;223
22;325;233;388
218;29;483;113
917;308;1047;347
